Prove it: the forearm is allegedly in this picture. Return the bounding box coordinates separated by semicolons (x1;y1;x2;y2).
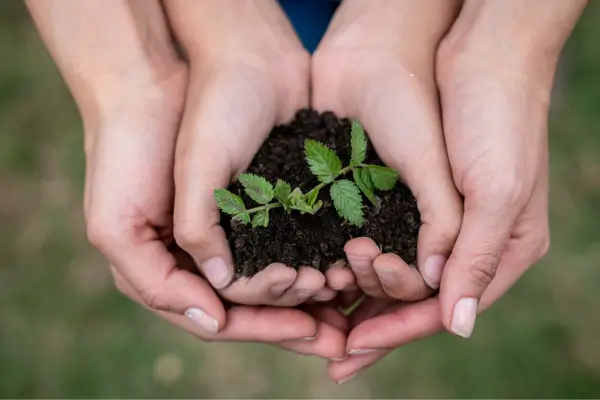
440;0;587;79
319;0;463;68
163;0;303;68
26;0;183;118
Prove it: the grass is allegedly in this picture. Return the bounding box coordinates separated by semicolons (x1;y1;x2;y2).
1;2;600;398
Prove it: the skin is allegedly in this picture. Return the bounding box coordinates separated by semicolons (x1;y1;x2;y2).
25;0;351;360
26;0;587;384
318;0;588;383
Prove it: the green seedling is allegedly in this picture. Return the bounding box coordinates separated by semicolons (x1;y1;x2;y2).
214;121;398;228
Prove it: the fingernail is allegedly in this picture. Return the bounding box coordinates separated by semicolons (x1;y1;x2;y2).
421;255;446;289
184;307;219;334
374;268;398;285
336;373;358;384
451;297;478;338
347;348;379;355
330;355;348;361
298;334;318;341
202;257;232;289
347;256;372;271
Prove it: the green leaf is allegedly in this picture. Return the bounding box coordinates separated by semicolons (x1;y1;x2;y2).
274;179;292;209
238;173;274;204
251;209;269;228
330;179;364;227
233;213;251;225
311;200;323;213
353;168;379;206
305;188;320;206
304;140;342;183
214;189;246;215
288;188;314;214
366;165;398;190
350;120;367;166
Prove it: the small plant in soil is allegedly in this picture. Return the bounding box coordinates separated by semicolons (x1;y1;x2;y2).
214;121;398;228
215;110;420;278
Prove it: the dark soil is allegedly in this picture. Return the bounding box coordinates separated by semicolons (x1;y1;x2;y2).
221;110;421;278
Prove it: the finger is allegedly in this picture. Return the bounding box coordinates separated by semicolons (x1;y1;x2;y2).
219;263;297;306
303;304;349;333
328;350;391;384
439;201;517;338
355;77;463;291
274;266;326;306
344;237;385;298
113;266;319;341
347;297;442;352
325;261;356;291
172;110;237;290
100;234;227;333
277;321;347;360
308;287;338;303
373;253;433;301
348;297;397;329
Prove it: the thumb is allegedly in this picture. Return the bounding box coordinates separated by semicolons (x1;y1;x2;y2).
356;78;463;288
439;202;516;338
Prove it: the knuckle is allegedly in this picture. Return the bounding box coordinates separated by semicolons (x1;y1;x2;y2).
138;285;171;312
536;231;551;259
467;253;501;288
86;216;123;252
174;223;209;251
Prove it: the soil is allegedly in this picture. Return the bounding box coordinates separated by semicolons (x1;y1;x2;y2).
221;109;421;278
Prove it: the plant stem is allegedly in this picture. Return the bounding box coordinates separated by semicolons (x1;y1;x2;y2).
305;164;364;198
243;202;282;215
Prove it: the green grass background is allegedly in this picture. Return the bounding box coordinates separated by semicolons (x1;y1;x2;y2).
1;2;600;398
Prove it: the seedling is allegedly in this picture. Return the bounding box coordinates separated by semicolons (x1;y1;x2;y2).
214;121;398;228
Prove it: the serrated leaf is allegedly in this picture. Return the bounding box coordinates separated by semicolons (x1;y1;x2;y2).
330;179;364;227
366;165;398;190
274;179;291;209
305;188;320;206
233;213;251;225
304;140;342;183
350;120;367;166
353;168;379;206
251;209;269;228
238;173;274;204
214;189;246;215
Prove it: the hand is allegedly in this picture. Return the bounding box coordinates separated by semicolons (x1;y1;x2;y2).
163;0;355;307
320;0;587;383
26;0;349;360
311;0;463;382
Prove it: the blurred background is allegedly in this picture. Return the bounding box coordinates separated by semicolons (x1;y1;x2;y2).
1;1;599;398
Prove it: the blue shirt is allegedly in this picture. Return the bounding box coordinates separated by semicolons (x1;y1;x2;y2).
278;0;339;53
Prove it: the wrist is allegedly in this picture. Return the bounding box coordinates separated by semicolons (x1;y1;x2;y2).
438;0;587;80
165;0;307;71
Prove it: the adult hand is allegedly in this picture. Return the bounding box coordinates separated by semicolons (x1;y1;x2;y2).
319;0;587;383
164;0;354;307
26;0;348;361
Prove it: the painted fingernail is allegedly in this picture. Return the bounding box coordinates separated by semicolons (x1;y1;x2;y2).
374;268;398;285
347;256;372;271
298;333;318;341
347;348;379;355
336;373;358;384
451;297;478;338
421;255;446;289
184;307;219;334
330;355;348;361
202;257;232;289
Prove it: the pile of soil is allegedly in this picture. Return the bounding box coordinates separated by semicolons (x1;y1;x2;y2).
220;110;421;277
